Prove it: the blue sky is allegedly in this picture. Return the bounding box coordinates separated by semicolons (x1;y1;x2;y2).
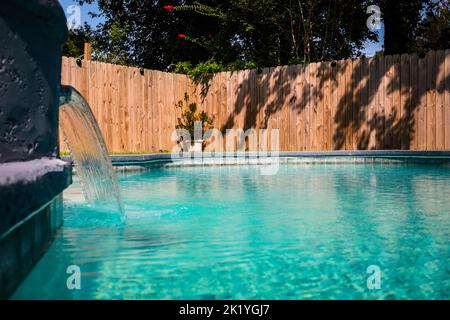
364;25;384;56
59;0;104;27
59;0;384;57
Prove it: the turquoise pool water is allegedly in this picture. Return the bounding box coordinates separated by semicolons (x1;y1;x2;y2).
13;163;450;299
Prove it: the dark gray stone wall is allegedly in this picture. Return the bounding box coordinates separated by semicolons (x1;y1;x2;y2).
0;0;68;163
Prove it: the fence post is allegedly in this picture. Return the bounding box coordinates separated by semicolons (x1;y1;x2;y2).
84;42;92;61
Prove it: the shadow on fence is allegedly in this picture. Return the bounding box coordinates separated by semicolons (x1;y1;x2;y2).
220;50;448;150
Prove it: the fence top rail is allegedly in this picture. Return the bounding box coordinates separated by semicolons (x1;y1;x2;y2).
63;49;449;77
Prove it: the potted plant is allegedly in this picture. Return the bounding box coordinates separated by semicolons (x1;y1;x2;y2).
175;93;214;152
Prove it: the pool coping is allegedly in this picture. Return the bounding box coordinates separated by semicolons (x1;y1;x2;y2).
62;150;450;168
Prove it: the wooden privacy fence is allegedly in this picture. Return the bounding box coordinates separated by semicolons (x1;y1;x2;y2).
60;57;196;153
60;50;450;153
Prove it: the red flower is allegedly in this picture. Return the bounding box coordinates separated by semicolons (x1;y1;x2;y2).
163;5;174;12
178;34;186;39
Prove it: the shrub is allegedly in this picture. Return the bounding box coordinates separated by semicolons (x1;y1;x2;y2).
175;93;214;143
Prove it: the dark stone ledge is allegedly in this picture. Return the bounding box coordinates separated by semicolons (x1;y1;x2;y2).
0;158;71;299
0;159;72;237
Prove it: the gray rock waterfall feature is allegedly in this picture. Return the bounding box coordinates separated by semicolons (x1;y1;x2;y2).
0;0;71;298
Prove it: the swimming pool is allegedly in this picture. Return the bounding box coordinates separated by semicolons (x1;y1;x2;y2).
12;162;450;299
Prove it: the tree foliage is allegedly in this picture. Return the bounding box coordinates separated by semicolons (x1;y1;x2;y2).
415;0;450;52
62;26;93;58
71;0;449;70
380;0;449;55
176;93;214;140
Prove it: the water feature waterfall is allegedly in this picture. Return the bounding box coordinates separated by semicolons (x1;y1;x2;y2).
59;85;125;219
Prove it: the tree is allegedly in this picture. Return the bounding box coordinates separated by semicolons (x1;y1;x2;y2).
380;0;449;55
170;0;377;65
71;0;446;70
415;0;450;51
75;0;379;69
380;0;427;55
76;0;219;69
62;26;93;58
93;21;130;65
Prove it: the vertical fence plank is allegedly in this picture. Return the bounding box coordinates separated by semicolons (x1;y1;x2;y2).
127;67;135;152
255;70;263;151
274;67;283;150
121;65;130;152
110;64;119;152
400;54;410;150
309;63;318;150
96;61;105;148
106;63;114;151
247;70;255;150
352;58;361;150
410;54;419;150
163;71;170;151
143;69;149;152
162;71;169;151
295;65;304;150
376;56;385;149
345;59;353;150
225;71;234;150
220;72;228;151
165;72;173;151
426;51;436;150
367;57;377;149
435;50;445;150
137;68;144;151
330;61;339;150
445;50;450;149
316;63;324;150
323;62;332;150
293;65;301;151
359;57;369;149
213;73;221;141
287;65;295;151
102;63;109;151
418;54;428;150
335;60;345;150
146;70;152;152
168;72;175;151
255;69;262;150
355;57;363;150
392;54;401;149
233;70;242;149
303;64;311;150
267;67;276;150
384;55;394;149
159;72;165;151
154;71;161;152
150;71;157;152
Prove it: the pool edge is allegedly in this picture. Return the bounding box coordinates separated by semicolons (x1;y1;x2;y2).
61;150;450;170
